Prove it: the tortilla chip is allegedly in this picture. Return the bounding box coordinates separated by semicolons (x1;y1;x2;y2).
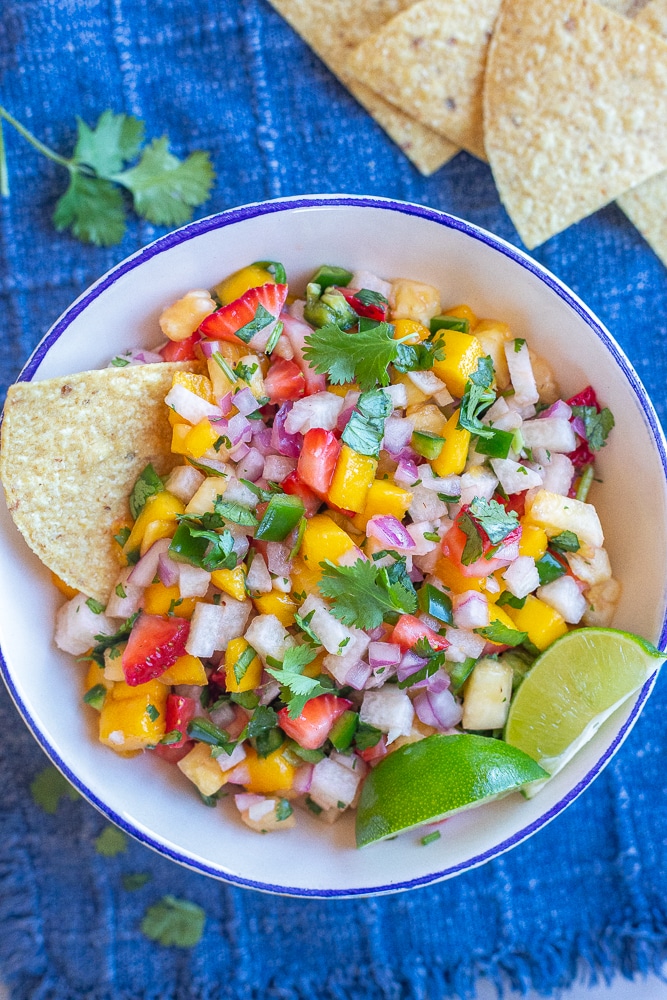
617;0;667;266
267;0;459;175
0;363;196;603
483;0;667;248
346;0;501;160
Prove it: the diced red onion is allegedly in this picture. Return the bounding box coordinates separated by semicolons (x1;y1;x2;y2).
292;764;314;794
409;565;424;584
218;392;234;416
540;399;572;421
251;425;274;456
368;625;386;641
397;650;428;683
394;458;420;486
233;386;261;416
453;591;490;629
128;537;171;588
367;515;415;551
235;447;265;483
115;348;164;366
228;441;250;462
234;792;265;812
197;340;220;359
382;416;414;457
343;660;372;690
271;402;302;458
157;551;180;588
336;406;355;433
419;474;462;496
266;542;293;577
571;415;586;439
414;688;463;730
258;678;281;706
226;412;253;446
368;642;402;667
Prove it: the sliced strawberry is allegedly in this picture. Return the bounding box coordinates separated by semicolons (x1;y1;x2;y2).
281;313;328;395
358;734;388;765
282;471;322;518
264;358;306;404
335;286;388;322
160;330;201;361
567;386;599;409
122;613;190;686
199;283;288;345
390;614;449;653
277;694;353;750
494;490;527;519
298;428;341;497
163;693;197;749
442;508;522;578
153;740;194;764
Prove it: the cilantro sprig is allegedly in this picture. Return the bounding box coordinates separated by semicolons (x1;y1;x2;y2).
458;497;519;566
265;645;335;719
571;404;615;452
457;355;496;438
397;639;447;689
0;106;214;246
318;557;417;630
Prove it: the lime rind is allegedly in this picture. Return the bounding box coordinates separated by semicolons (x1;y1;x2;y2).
355;733;547;847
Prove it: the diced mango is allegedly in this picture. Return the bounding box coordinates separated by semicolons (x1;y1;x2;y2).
160;653;207;686
506;594;568;650
409;404;448;435
435;555;484;595
327;444;377;513
171;422;191;455
177;742;227;797
443;304;478;329
99;681;168;753
253;591;297;627
184;418;221;459
124;491;185;558
352;479;412;531
290;557;323;600
519;523;549;561
85;660;113;693
139;519;177;556
142;581;196;619
432;329;486;398
431;408;470;476
392;318;430;343
242;745;296;795
214;264;274;305
211;565;247;602
225;636;263;692
51;571;79;600
301;513;356;569
172;370;216;403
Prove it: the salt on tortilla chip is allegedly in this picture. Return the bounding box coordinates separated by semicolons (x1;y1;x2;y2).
267;0;459;175
346;0;502;161
617;0;667;267
0;362;197;604
483;0;667;248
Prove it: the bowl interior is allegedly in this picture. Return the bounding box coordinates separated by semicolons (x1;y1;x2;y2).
1;196;666;896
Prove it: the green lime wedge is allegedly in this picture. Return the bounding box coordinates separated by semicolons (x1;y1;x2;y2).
504;627;665;786
355;733;547;847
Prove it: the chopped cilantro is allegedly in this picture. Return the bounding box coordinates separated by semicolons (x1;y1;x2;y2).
341;389;392;458
294;609;322;646
549;531;580;553
113;526;131;547
457;356;496;438
353;722;383;751
305;795;323;815
265;645;332;719
276;798;294;821
397;638;446;689
85;597;106;614
318;557;417;630
232;643;258;684
129;463;164;520
475;620;528;647
571;405;615;452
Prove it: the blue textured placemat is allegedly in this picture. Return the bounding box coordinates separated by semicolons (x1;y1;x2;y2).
1;2;667;998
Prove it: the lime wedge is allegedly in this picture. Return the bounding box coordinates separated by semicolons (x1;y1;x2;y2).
504;627;664;785
355;733;547;847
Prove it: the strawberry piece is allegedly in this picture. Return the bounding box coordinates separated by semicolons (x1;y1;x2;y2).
199;283;288;345
264;358;306;404
277;694;353;750
298;428;341;497
335;286;388;322
390;614;449;653
281;471;322;518
163;693;197;749
153;741;194;764
567;386;599;409
122;613;190;686
160;330;201;361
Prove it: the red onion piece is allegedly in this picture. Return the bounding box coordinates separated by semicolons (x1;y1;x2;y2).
336;406;355;432
394;458;420;485
197;340;220;359
342;659;372;690
251;425;274;456
234;792;265;812
292;764;314;794
228;441;250;462
233;386;261;416
571;415;587;439
367;515;415;551
271;402;302;458
218;391;234;416
397;650;428;683
235;446;265;483
157;551;180;588
226;412;252;446
540;399;572;420
128;537;171;588
382;416;414;457
368;642;402;667
414;687;463;730
266;542;293;577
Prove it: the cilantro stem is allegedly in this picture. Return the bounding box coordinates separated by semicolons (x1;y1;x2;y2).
0;105;73;171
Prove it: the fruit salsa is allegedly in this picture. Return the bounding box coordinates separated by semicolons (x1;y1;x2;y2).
52;260;622;841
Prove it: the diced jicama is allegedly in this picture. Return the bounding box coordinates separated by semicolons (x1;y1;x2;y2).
521;417;577;453
462;657;513;731
407;369;447;397
164;464;205;504
185;476;230;515
177;563;211;599
566;547;612;586
532;449;574;497
185;597;251;656
55;593;118;656
453;591;490;629
538;575;587;624
262;455;296;482
382;383;408;409
299;594;355;655
360;687;414;744
582;578;621;627
236;794;297;833
491;457;543;494
221;476;258;508
164;383;222;425
408;485;449;522
459;467;498;506
308;756;363;811
502;555;540;599
246;553;272;594
323;630;371;685
406;521;438;556
284;391;344;434
525;489;603;548
244;614;294;664
106;566;143;618
351;270;392;299
504;339;539;406
442;625;486;662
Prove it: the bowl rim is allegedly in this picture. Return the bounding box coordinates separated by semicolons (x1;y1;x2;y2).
2;193;666;898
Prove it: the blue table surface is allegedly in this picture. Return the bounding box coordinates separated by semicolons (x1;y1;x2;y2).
1;2;667;998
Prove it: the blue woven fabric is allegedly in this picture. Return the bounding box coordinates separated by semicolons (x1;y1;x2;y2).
1;2;667;997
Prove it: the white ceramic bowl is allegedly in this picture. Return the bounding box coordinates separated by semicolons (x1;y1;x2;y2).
1;195;666;897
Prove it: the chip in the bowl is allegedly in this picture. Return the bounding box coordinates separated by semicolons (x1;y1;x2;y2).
345;0;500;160
0;362;199;603
266;0;459;175
483;0;667;248
616;0;667;267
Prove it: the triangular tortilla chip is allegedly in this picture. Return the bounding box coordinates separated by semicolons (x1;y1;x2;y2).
0;363;197;603
345;0;501;160
484;0;667;248
617;0;667;266
267;0;459;175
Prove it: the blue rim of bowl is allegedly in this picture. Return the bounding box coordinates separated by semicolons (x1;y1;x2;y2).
2;193;667;898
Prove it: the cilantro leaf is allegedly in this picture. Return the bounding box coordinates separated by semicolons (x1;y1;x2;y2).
94;825;128;857
129;463;164;520
318;557;417;630
114;138;215;227
475;620;528;647
265;644;330;719
53;173;127;247
457;355;496;437
341;389;392;458
571;405;615;452
303;321;400;391
30;765;80;814
140;895;205;948
354;722;383;751
549;530;580;553
467;497;519;544
73;110;145;176
212;500;258;527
